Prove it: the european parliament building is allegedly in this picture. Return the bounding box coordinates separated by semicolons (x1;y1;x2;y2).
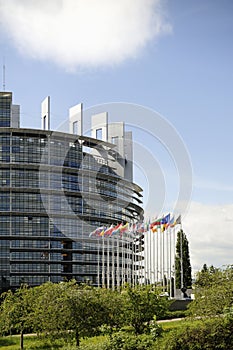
0;91;144;292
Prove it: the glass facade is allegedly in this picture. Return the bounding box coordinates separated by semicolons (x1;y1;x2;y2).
0;128;143;292
0;92;12;127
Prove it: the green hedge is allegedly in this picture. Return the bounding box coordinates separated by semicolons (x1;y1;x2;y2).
155;317;233;350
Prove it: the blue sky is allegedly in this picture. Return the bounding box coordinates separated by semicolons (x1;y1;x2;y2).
0;0;233;271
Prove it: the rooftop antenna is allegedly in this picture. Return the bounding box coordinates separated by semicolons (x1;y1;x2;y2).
3;57;6;91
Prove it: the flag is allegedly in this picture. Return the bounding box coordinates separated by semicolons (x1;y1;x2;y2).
129;223;137;235
160;214;170;232
104;225;114;236
151;226;157;233
99;227;106;236
89;226;105;237
169;216;175;228
161;213;170;225
150;217;162;229
175;215;181;225
136;222;145;234
120;222;129;234
111;223;121;235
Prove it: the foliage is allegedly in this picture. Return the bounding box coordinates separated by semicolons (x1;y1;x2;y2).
97;288;126;332
122;285;170;334
0;281;171;348
175;230;192;290
0;284;36;349
189;265;233;318
194;264;220;288
103;331;155;350
149;316;163;340
154;317;233;350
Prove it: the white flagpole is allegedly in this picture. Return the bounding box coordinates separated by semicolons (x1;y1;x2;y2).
169;226;172;297
111;235;115;290
173;226;176;298
97;237;100;287
107;236;110;289
166;226;169;292
102;236;105;287
148;227;151;285
117;235;120;290
156;228;159;283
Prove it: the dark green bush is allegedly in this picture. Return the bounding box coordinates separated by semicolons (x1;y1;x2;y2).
104;331;155;350
155;317;233;350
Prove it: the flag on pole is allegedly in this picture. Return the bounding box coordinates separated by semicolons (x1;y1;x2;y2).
111;223;122;235
89;226;105;237
176;215;181;225
150;217;162;229
104;225;115;236
161;214;170;232
169;216;175;227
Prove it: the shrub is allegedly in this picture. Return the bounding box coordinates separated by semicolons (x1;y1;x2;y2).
155;317;233;350
104;331;155;350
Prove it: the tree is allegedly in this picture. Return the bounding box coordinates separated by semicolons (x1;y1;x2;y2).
123;285;169;335
0;285;35;350
32;281;105;347
194;264;220;288
189;265;233;318
175;230;192;291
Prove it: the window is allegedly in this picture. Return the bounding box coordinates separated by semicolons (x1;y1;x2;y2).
111;136;118;145
96;128;102;140
73;121;78;134
43;115;46;130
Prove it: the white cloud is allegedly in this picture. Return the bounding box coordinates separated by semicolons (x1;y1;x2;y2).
0;0;171;70
182;202;233;275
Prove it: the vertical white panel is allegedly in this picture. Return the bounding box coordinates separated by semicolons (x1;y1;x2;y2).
69;103;83;135
41;96;50;130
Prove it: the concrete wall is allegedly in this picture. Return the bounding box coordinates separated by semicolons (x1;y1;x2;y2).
41;96;50;130
91;112;108;141
11;104;20;128
69;103;83;135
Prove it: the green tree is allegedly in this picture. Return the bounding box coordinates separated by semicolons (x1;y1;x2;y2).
175;230;192;291
194;264;219;288
0;285;35;350
189;265;233;318
97;288;126;333
63;283;107;347
32;281;68;336
123;285;169;334
32;281;105;347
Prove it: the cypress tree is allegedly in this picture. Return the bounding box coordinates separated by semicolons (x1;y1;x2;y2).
175;230;192;290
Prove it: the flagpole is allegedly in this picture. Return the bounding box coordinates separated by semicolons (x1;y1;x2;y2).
107;236;110;289
166;226;169;292
148;226;151;284
121;234;125;285
169;226;172;297
102;236;105;288
111;235;115;290
152;227;155;284
173;226;176;298
97;237;100;288
117;235;120;290
156;228;159;283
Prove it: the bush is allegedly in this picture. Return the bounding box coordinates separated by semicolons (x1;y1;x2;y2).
155;317;233;350
104;331;155;350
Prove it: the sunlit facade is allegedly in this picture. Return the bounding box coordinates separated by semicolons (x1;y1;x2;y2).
0;93;143;292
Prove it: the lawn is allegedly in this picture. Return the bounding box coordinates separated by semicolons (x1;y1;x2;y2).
0;319;192;350
0;334;109;350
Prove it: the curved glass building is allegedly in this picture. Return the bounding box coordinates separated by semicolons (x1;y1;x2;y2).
0;92;144;292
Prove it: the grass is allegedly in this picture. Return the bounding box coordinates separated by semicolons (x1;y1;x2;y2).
0;334;109;350
0;319;192;349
